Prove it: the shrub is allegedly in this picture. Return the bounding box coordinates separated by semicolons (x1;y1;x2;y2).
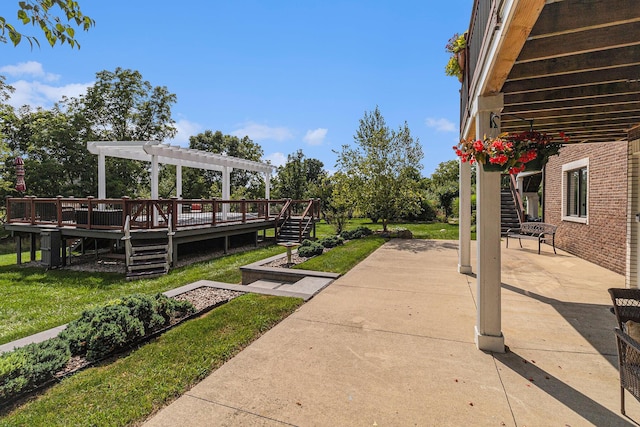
300;239;314;247
297;241;324;258
340;226;372;240
60;294;195;361
0;338;70;400
318;235;344;248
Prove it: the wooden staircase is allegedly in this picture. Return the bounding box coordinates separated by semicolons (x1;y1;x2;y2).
277;216;313;243
126;239;170;280
122;215;173;280
501;188;521;236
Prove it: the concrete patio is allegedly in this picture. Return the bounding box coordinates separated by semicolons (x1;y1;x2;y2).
145;238;635;426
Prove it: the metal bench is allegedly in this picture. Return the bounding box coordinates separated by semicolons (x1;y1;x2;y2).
505;222;557;254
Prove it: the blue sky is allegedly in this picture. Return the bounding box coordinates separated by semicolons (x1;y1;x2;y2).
0;1;472;176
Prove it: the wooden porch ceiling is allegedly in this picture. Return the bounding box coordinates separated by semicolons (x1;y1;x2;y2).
498;0;640;143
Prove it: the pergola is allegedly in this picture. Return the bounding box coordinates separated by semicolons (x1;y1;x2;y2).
458;0;640;353
86;141;275;200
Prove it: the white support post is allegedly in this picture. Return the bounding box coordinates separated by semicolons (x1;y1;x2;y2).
222;166;231;221
176;165;183;198
265;172;271;200
474;94;505;353
458;160;472;274
151;154;159;226
98;153;106;199
151;155;159;200
524;192;540;219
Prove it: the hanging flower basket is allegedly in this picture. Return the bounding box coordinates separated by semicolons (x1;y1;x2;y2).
453;131;568;174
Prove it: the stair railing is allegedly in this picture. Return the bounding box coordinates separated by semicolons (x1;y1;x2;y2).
167;213;174;268
122;215;132;270
509;174;525;225
298;199;315;242
274;199;292;240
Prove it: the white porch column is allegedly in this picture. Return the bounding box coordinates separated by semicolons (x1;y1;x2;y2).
222;166;231;220
98;153;106;199
475;94;505;353
176;165;183;198
524;192;539;219
458;160;472;274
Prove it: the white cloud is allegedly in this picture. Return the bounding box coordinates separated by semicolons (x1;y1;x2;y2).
169;119;203;146
0;61;60;82
232;121;293;142
425;117;456;133
303;128;328;146
7;80;92;109
265;152;287;167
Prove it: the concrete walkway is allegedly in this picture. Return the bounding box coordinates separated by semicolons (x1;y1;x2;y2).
145;239;636;426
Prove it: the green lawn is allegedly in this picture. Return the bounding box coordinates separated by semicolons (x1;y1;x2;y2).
315;218;474;240
0;245;286;345
295;236;386;275
0;294;303;427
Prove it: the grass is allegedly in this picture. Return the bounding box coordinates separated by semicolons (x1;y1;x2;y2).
0;293;304;427
314;218;475;240
0;245;286;345
295;236;386;275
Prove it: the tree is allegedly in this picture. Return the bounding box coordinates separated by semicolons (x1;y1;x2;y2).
335;106;423;231
425;160;460;218
186;130;265;199
273;149;327;200
1;1;94;48
59;68;177;197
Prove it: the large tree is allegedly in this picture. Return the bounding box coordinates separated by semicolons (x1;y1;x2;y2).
1;1;94;48
424;159;460;218
185;130;265;199
273;149;327;200
336;106;423;231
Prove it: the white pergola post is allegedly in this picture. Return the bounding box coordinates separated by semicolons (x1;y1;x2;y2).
150;154;159;200
458;160;472;274
176;165;183;198
265;172;271;199
222;166;231;220
98;153;106;199
474;94;505;353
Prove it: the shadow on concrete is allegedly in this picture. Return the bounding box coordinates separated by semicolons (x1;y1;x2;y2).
495;349;635;426
502;282;618;364
384;239;458;253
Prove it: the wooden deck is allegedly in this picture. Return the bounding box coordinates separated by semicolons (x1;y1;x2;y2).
4;197;320;266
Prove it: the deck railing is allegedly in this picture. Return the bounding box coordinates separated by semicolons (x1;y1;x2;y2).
5;197;321;232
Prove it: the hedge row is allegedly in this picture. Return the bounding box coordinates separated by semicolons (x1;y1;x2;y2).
0;294;194;403
297;226;372;258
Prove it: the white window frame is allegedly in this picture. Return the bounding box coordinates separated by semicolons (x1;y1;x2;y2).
562;158;589;224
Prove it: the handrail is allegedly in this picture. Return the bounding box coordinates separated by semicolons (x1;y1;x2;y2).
298;199;315;242
509;174;525;224
274;199;292;239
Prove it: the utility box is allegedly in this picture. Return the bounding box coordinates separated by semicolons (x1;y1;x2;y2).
41;231;62;268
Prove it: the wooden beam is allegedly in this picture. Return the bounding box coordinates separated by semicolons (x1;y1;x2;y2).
509;45;640;80
506;93;639;113
504;81;640;105
503;64;640;93
518;22;640;63
483;0;546;94
503;102;640;120
530;0;640;37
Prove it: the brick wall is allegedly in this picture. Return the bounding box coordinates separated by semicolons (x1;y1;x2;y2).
544;141;627;275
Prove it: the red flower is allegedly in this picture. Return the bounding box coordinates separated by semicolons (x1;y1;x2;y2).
473;139;484;152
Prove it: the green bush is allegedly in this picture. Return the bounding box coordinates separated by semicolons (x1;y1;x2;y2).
300;239;314;247
318;235;344;248
297;241;324;258
0;338;70;400
340;226;372;240
60;294;195;361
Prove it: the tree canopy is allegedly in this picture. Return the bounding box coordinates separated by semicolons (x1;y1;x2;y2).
273;149;326;200
185;130;265;199
335;106;423;231
1;1;94;48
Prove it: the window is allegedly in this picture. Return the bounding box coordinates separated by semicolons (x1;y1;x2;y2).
562;158;588;223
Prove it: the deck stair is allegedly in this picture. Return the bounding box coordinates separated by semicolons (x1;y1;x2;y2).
501;189;521;236
126;239;169;280
277;216;312;243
